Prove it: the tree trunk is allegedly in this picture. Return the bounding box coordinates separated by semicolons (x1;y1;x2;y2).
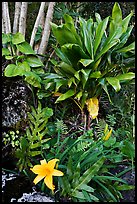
38;2;56;55
13;2;21;34
30;2;46;48
19;2;28;37
2;2;11;34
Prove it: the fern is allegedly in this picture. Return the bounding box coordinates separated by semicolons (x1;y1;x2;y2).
95;119;106;138
55;119;68;135
16;101;53;171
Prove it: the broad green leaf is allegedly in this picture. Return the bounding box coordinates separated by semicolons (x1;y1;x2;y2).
12;32;25;44
79;59;94;67
5;56;14;60
78;184;94;193
2;33;12;44
4;64;22;77
89;71;101;78
122;11;134;33
16;42;35;54
24;71;41;88
79;17;93;58
17;61;31;75
59;62;76;74
95;12;102;23
81;69;91;88
71;190;85;200
55;89;75;103
116;42;135;53
94;16;109;55
95;26;122;61
61;43;89;68
109;2;122;36
26;56;44;67
113;25;134;51
106;77;121;92
54;46;71;65
44;73;62;79
72;157;105;193
116;72;135;82
2;48;11;56
51;18;81;47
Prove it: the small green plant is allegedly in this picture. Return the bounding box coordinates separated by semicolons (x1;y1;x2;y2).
15;101;53;171
42;2;135;118
3;130;20;148
41;124;134;202
2;32;44;89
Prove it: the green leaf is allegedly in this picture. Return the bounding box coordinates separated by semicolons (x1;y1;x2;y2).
116;72;135;82
26;56;44;67
59;62;76;74
4;64;21;77
24;71;41;88
78;184;94;193
12;32;25;44
94;16;109;55
79;17;93;58
116;184;135;191
16;42;35;54
55;89;75;103
2;48;11;56
121;140;135;159
79;59;94;67
106;77;121;92
72;190;85;200
5;56;14;60
2;33;12;44
122;11;134;33
109;2;122;36
89;71;101;78
103;137;116;147
17;61;31;75
61;43;89;68
116;42;135;53
72;157;105;194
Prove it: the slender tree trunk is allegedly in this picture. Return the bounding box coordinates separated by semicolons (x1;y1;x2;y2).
2;19;5;33
38;2;56;55
13;2;21;34
19;2;28;36
2;2;11;33
30;2;46;48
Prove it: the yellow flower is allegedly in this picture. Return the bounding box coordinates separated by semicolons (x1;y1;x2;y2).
86;97;99;119
103;128;113;141
30;159;64;191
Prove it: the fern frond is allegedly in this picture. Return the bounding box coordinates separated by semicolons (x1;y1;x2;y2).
55;119;68;134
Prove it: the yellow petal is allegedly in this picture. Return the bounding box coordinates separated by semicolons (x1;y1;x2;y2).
30;165;47;176
103;128;113;141
52;169;64;176
44;175;55;190
47;159;59;169
33;175;45;185
40;159;47;165
86;97;99;119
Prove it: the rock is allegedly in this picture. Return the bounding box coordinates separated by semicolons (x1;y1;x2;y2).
17;191;55;202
